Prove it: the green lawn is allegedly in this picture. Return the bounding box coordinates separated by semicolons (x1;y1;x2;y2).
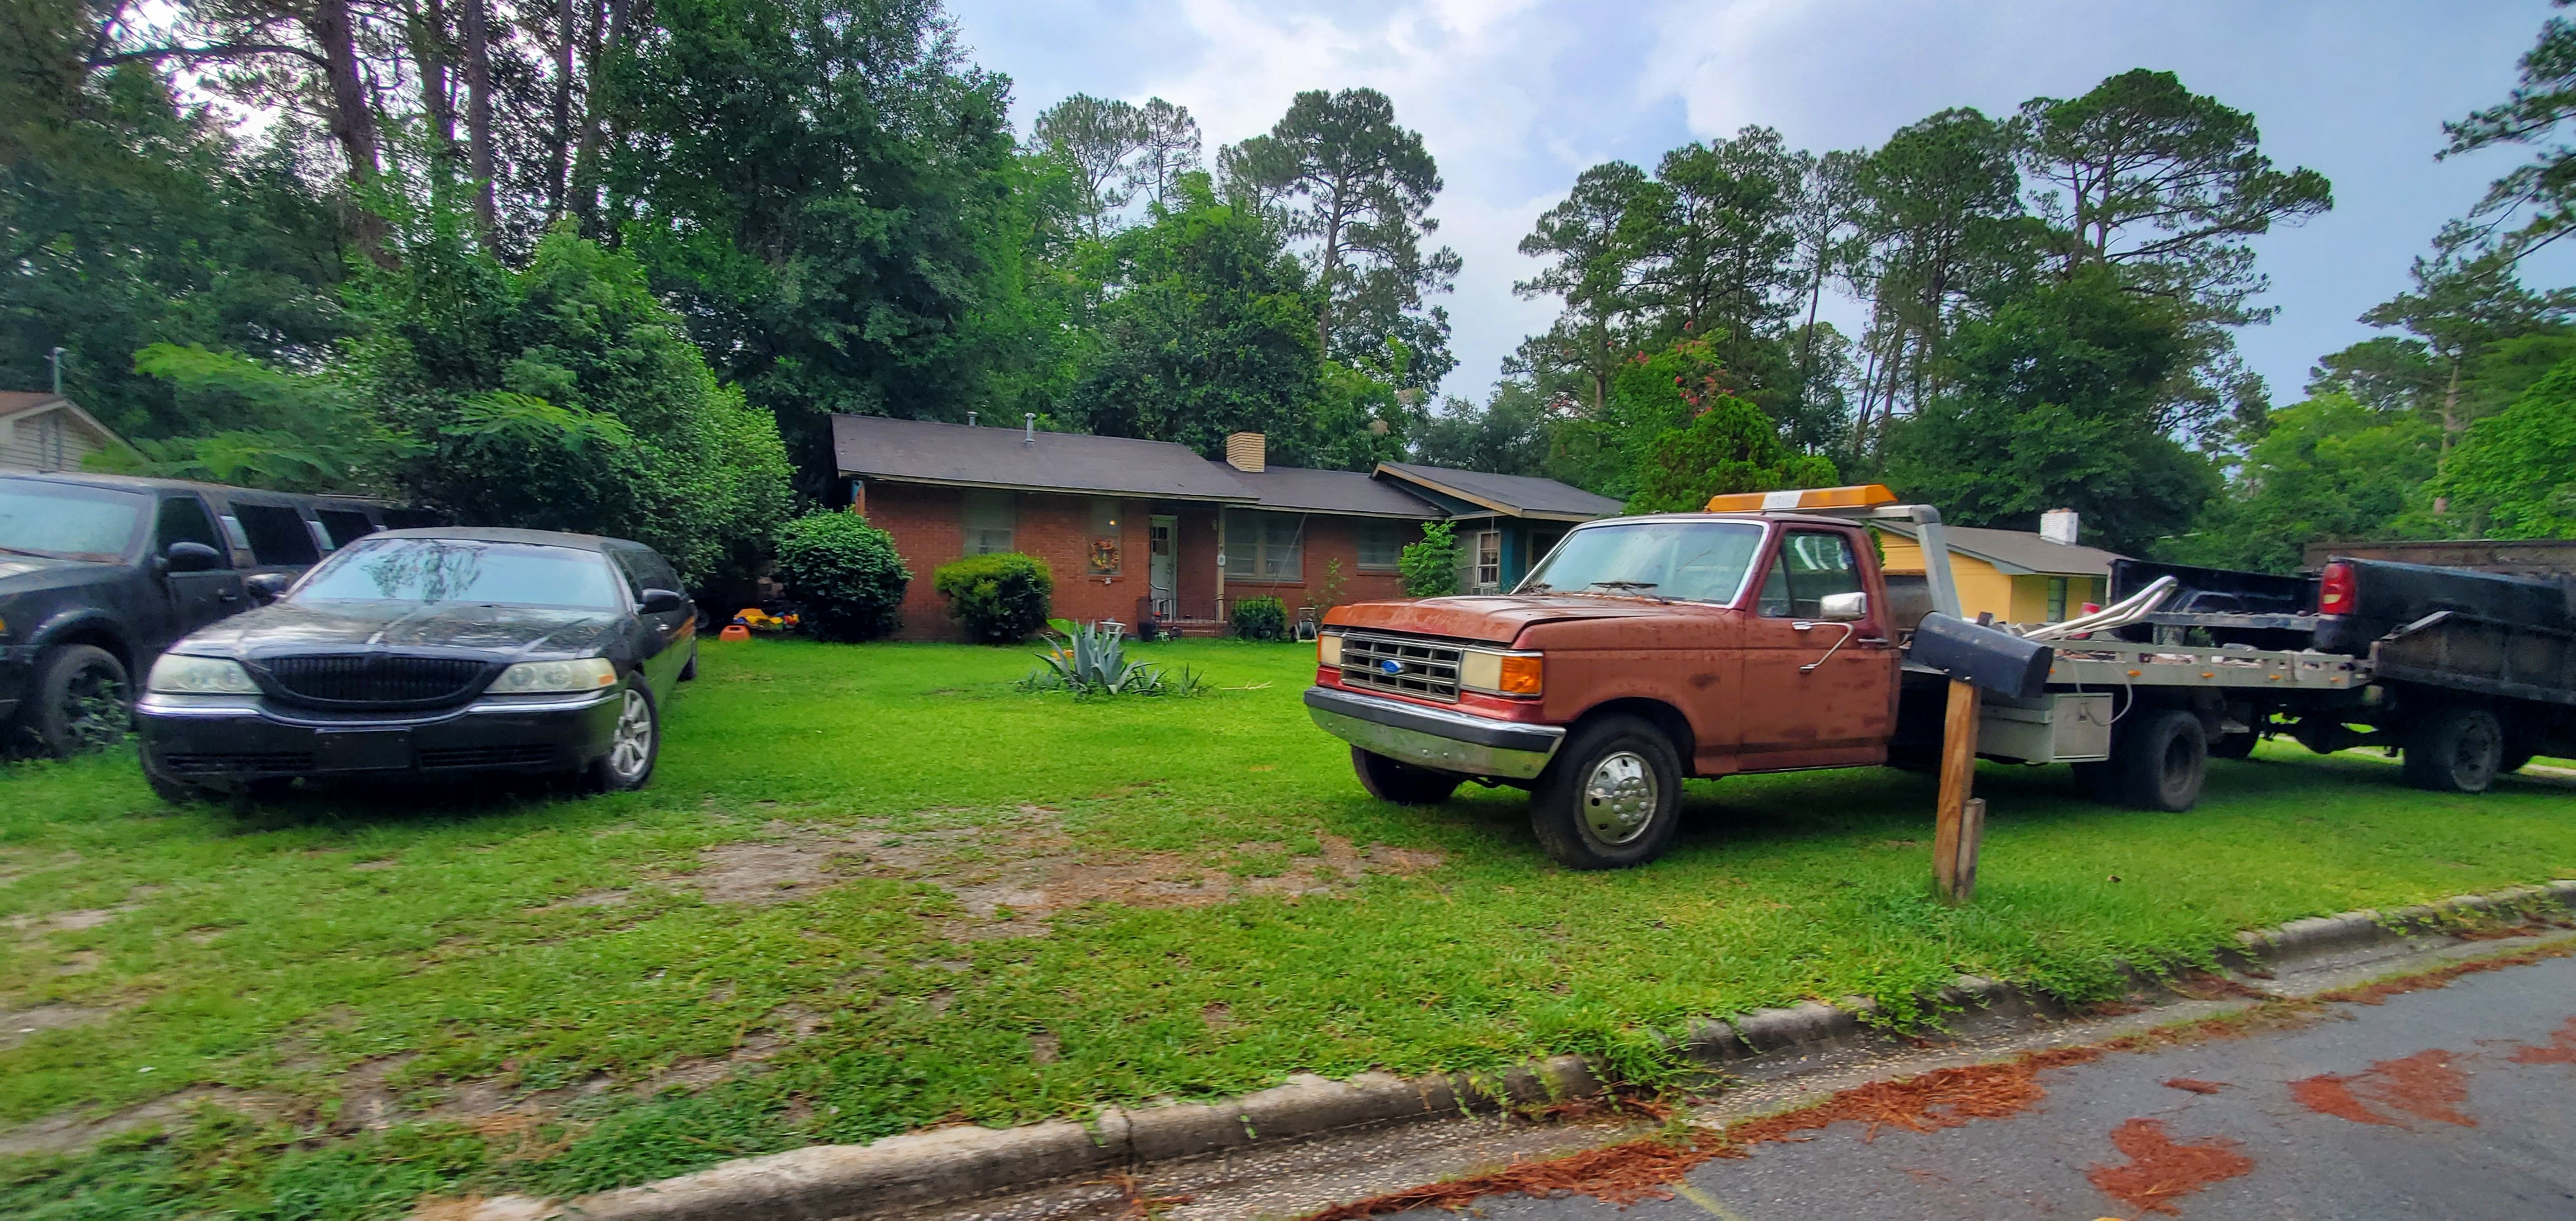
4;638;2573;1218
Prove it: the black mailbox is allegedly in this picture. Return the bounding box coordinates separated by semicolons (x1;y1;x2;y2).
1910;613;2054;701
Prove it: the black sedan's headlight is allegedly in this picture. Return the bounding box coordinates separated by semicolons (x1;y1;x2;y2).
148;655;261;694
489;657;618;694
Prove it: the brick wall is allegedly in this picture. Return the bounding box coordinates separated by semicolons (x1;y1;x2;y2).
857;481;1423;640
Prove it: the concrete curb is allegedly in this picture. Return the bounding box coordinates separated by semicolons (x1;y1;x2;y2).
456;879;2576;1221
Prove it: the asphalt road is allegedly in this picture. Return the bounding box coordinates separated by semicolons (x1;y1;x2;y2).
1380;952;2576;1221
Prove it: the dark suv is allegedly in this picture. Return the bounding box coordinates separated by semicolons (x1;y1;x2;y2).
0;472;390;755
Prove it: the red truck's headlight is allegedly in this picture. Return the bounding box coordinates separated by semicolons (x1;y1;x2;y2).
1461;649;1543;697
1318;631;1343;667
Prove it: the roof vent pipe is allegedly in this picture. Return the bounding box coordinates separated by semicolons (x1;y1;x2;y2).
1024;413;1036;445
967;411;977;427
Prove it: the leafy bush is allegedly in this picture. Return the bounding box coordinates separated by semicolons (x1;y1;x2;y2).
934;553;1054;642
1230;595;1287;641
1625;392;1839;514
1021;618;1204;697
774;511;911;641
1400;521;1459;597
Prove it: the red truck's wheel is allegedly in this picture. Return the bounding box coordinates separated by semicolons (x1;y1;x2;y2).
1351;748;1461;805
1530;716;1682;869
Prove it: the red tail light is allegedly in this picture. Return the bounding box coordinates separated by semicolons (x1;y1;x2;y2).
2318;562;2355;615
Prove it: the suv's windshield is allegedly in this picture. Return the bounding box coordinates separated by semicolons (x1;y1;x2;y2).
1516;520;1767;604
0;480;148;562
292;538;624;609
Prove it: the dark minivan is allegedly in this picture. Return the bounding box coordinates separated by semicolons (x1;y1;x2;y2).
0;472;391;754
132;528;698;798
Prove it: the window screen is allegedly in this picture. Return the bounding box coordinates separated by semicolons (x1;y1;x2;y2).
1355;520;1404;571
316;509;378;548
1223;510;1303;580
1088;498;1122;574
1756;531;1862;618
154;496;226;559
2047;576;2069;623
1473;531;1501;592
963;489;1015;555
233;504;321;566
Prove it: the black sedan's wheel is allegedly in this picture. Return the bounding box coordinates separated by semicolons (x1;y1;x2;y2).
1351;747;1460;805
2402;705;2503;794
586;684;660;792
25;645;129;757
1528;715;1682;869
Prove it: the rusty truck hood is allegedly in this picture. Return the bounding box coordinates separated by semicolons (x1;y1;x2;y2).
1323;595;1675;645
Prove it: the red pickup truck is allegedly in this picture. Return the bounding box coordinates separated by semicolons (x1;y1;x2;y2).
1307;507;1911;869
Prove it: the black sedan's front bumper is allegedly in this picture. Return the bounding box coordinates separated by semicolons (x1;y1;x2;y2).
134;689;624;782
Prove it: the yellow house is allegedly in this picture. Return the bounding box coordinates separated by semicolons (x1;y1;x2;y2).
1876;518;2124;626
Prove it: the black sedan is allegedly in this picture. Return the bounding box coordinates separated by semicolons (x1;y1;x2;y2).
133;528;698;799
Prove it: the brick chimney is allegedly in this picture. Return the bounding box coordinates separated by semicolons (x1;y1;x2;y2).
1224;432;1266;472
2039;508;2078;546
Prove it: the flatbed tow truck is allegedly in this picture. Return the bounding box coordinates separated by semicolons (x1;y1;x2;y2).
1305;485;2574;868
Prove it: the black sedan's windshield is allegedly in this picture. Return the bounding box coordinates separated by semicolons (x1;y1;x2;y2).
1517;520;1767;604
293;538;624;609
0;480;148;562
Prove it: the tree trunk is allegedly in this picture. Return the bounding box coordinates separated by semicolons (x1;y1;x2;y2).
310;0;393;266
1318;199;1344;356
464;0;497;243
546;0;577;219
416;0;457;155
569;0;624;226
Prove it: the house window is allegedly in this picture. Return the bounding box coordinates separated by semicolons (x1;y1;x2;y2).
963;489;1015;555
1355;520;1405;571
1223;510;1303;581
2046;576;2069;623
1474;529;1501;593
1088;498;1122;574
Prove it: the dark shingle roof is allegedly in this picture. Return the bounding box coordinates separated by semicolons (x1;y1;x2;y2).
832;416;1257;501
1227;466;1441;518
1374;462;1625;521
1879;522;2126;576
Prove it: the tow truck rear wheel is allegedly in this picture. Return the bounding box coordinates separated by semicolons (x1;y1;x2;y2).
2401;706;2503;794
2105;708;2208;812
1528;715;1682;870
1350;747;1461;805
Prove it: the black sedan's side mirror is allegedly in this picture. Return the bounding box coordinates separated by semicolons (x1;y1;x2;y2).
245;572;291;604
638;588;688;615
164;541;225;573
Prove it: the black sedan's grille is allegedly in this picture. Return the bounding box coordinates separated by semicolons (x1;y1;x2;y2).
418;744;558;769
1338;632;1463;703
161;751;312;775
263;655;491;707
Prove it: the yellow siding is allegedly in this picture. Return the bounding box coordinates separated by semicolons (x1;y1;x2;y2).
1880;535;2016;622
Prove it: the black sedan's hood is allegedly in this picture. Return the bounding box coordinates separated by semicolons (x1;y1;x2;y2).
181;600;622;660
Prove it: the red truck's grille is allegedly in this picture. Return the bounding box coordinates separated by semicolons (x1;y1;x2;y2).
1338;633;1462;703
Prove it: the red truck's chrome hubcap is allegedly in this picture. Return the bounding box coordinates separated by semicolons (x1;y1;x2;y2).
1583;751;1658;844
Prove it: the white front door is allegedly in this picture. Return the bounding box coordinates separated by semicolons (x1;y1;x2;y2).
1149;516;1177;615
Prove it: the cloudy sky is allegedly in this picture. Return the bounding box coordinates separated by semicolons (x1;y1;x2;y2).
945;0;2563;409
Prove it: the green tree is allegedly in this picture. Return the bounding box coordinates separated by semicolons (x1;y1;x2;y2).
1627;394;1837;514
1847;107;2027;444
2441;4;2576;264
2440;356;2576;538
1399;520;1459;597
1224;88;1460;372
1512;161;1654;416
1883;267;2217;555
2163;394;2441;572
1636;126;1806;365
605;0;1020;488
1414;382;1553;476
1033;93;1144;238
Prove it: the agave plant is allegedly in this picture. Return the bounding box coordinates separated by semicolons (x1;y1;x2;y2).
1024;618;1201;697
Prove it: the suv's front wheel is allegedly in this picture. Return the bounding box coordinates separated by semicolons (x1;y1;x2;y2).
1528;715;1682;869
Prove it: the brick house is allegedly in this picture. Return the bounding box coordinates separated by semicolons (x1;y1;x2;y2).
828;415;1623;641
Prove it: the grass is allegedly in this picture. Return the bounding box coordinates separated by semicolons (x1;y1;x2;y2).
3;636;2573;1218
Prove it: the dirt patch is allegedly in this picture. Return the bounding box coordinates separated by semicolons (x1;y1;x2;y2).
1729;1046;2103;1144
2317;944;2568;1006
2507;1016;2576;1065
0;1086;293;1158
2163;1077;2228;1095
541;888;631;910
0;1004;113;1051
2083;1118;2255;1215
1302;1131;1743;1219
55;950;103;975
2290;1048;2477;1128
690;813;1445;936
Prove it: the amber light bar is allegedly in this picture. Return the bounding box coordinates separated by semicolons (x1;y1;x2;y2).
1704;484;1900;513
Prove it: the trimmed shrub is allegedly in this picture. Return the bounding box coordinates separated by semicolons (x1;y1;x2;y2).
1231;595;1287;641
934;553;1055;642
1400;521;1459;597
774;511;911;642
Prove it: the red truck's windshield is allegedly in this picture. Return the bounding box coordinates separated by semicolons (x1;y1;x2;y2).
1517;519;1767;604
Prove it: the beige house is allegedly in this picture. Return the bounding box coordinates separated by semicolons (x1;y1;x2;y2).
0;393;130;474
1878;510;2125;625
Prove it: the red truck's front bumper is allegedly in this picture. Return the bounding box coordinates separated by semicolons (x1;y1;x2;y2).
1301;683;1567;780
